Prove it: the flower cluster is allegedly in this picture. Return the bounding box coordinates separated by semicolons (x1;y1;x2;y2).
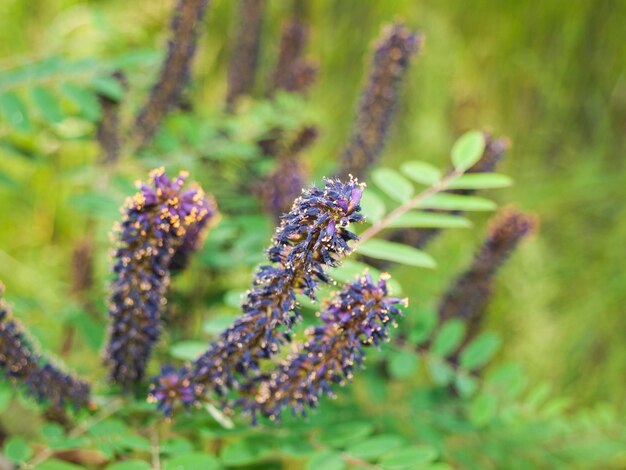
104;168;217;388
241;274;406;422
135;0;211;146
438;207;536;334
226;0;266;110
0;286;91;411
340;23;422;179
150;177;364;415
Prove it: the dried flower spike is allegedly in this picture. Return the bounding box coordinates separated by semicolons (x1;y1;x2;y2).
105;168;217;388
150;177;364;415
439;207;537;337
339;23;422;179
226;0;266;110
242;274;406;422
97;71;126;165
270;19;318;94
0;285;91;411
259;127;318;219
135;0;211;146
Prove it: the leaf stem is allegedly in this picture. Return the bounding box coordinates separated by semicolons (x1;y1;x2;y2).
358;169;464;245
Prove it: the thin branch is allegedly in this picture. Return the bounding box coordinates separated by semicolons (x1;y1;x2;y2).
151;427;162;470
134;0;210;147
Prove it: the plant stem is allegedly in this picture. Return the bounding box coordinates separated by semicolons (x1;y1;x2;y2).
358;169;463;245
151;427;161;470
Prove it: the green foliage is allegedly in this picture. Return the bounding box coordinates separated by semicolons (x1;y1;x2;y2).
451;130;485;172
0;1;625;469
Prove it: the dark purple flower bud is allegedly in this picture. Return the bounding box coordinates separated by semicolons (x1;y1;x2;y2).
241;274;406;422
339;23;422;179
134;0;211;146
148;365;198;417
439;207;537;346
104;168;217;389
150;177;364;414
0;285;91;412
225;0;266;110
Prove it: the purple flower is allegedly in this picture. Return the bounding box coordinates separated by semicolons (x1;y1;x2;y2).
0;286;91;411
339;23;422;179
241;274;406;422
104;168;217;388
150;177;364;414
148;365;198;417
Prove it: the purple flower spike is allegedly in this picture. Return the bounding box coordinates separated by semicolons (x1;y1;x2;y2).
241;274;406;422
339;23;422;179
148;366;198;417
104;168;217;389
150;177;364;415
0;285;91;412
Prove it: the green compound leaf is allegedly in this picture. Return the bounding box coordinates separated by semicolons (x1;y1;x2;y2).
91;75;125;101
34;460;85;470
460;332;502;370
31;86;64;124
431;319;466;357
372;167;414;202
401;161;442;185
379;445;438;469
165;452;221;470
455;372;479;398
447;173;513;189
319;421;374;448
419;193;496;211
170;341;207;361
203;314;237;335
220;438;272;467
451;130;485;171
388;349;420;380
427;356;455;386
0;91;31;132
161;437;194;456
105;461;152;470
4;436;32;463
387;211;472;229
469;392;498;427
347;434;405;460
360;190;386;222
408;309;438;345
357;240;436;269
307;450;346;470
61;82;101;121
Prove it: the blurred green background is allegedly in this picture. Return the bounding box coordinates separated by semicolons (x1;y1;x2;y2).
0;0;624;415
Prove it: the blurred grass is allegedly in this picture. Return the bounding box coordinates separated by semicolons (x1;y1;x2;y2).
0;0;625;408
